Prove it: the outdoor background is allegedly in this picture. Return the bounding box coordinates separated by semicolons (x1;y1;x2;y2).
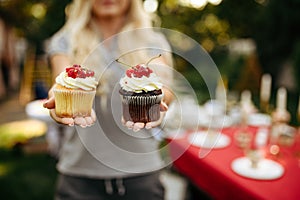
1;0;300;199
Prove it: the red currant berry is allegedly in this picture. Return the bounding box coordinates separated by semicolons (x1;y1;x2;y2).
126;69;134;77
86;70;94;77
77;70;85;78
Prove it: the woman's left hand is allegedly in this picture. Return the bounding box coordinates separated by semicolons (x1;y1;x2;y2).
122;101;168;132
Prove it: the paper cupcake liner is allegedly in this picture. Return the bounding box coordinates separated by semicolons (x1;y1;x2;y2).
53;88;96;118
121;94;163;123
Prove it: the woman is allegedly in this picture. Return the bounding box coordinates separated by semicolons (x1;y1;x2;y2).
43;0;174;199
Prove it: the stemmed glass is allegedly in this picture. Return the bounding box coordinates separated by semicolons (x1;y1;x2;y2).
234;90;256;150
204;100;227;147
268;87;292;159
245;113;271;168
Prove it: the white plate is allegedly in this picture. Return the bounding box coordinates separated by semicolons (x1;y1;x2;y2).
198;115;233;128
231;157;284;180
247;113;271;127
26;100;51;122
188;131;231;149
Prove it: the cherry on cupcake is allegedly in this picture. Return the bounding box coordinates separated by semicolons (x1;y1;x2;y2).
116;54;161;78
66;64;95;79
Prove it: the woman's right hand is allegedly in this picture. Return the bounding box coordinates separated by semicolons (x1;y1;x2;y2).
43;96;96;128
122;101;168;132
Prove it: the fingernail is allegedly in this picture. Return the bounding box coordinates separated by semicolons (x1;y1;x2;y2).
145;125;151;129
133;128;140;132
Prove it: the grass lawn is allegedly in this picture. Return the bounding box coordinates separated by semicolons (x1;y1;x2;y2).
0;149;57;200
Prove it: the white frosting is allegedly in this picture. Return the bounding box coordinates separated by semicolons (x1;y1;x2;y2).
56;71;98;91
120;73;163;93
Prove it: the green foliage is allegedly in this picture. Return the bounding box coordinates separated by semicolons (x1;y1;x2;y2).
215;0;262;38
0;120;47;149
158;0;300;93
292;41;300;91
0;0;70;52
1;0;300;91
252;0;300;87
157;0;260;95
158;2;230;52
0;150;57;200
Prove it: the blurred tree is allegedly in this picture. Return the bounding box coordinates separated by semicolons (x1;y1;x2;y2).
252;0;300;91
2;0;300;91
156;0;262;94
292;41;300;91
157;0;261;53
0;0;70;54
157;0;300;93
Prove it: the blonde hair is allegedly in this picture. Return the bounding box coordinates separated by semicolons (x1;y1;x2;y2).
62;0;153;64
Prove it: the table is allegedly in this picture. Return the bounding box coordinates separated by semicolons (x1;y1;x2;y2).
25;99;52;122
168;126;300;200
25;99;62;157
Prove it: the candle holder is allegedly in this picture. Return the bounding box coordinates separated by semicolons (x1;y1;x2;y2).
269;123;296;160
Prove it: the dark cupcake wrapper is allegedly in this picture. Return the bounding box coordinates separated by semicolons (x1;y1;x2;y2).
120;94;163;123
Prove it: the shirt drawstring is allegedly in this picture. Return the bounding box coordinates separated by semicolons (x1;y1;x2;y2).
116;178;126;196
104;178;126;196
104;179;113;195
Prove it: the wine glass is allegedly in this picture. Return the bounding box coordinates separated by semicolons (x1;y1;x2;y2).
245;113;271;168
234;90;257;149
204;100;225;139
269;123;296;159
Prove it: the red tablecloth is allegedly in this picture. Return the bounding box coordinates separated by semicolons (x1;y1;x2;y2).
168;126;300;200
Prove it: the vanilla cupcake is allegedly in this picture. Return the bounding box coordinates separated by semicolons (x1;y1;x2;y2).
118;58;163;123
53;64;98;118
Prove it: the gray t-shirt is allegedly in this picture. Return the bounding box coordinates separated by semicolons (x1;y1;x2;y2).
47;28;172;178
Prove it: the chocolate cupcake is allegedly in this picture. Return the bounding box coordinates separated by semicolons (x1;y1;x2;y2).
118;56;163;123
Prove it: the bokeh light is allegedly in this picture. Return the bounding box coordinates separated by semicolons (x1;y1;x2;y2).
179;0;223;9
143;0;159;13
30;3;46;19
